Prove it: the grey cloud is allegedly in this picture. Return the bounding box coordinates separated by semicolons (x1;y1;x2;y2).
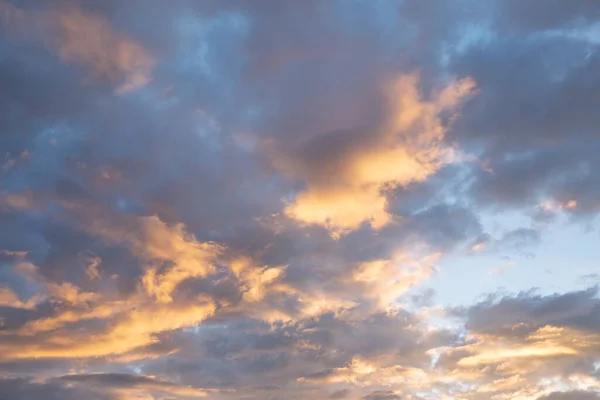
0;377;113;400
138;309;449;395
490;0;600;32
330;388;351;399
58;372;161;385
363;390;401;400
461;287;600;336
447;33;600;215
56;372;200;391
538;392;600;400
488;227;542;257
400;204;483;251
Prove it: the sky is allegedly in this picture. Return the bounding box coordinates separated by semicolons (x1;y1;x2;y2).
1;0;600;399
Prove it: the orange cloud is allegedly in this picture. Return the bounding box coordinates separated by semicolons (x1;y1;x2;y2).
446;325;600;370
0;1;154;94
0;261;97;312
59;373;210;399
0;190;38;210
539;199;578;214
298;356;434;394
0;286;38;309
281;73;476;234
0;214;221;360
423;324;600;399
230;257;287;303
84;255;102;280
51;7;154;94
85;215;222;304
3;298;216;359
352;251;439;308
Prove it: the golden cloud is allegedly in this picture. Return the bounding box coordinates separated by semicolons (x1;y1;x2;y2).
85;215;222;304
0;214;221;360
352;251;440;308
281;73;476;234
230;256;288;303
2;298;216;359
0;286;38;309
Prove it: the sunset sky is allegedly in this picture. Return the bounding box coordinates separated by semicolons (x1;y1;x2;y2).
1;1;600;399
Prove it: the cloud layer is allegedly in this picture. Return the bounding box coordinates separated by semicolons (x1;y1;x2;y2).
1;0;600;399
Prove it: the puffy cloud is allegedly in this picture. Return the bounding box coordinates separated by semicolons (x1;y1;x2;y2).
460;288;600;335
447;33;600;216
279;74;476;234
1;0;600;399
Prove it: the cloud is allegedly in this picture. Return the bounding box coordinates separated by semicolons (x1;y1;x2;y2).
1;296;217;360
447;32;600;216
1;0;600;399
0;285;37;309
432;289;600;398
363;390;402;400
538;392;600;400
330;388;351;399
352;251;439;308
0;377;113;400
57;373;209;398
0;0;154;94
0;207;224;359
229;256;287;304
460;288;600;335
454;326;584;368
278;73;476;234
84;214;223;304
0;373;213;400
